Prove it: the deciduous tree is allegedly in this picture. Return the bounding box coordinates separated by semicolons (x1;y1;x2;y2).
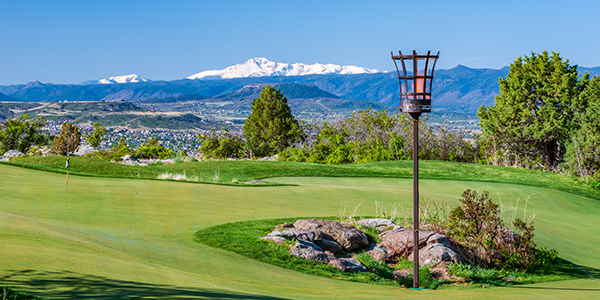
0;114;48;155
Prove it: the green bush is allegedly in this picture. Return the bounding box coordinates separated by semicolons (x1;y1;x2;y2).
448;189;547;271
134;137;173;159
198;127;245;159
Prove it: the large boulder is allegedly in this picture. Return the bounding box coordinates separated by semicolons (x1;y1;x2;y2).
379;228;435;259
294;219;369;250
314;238;343;254
73;144;97;156
411;243;461;266
3;150;24;158
365;244;393;261
289;240;333;264
327;258;367;273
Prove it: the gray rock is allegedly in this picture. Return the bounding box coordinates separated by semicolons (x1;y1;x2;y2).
3;150;24;158
0;156;7;162
354;218;399;232
412;243;461;266
289;240;333;264
426;233;450;246
365;244;392;261
314;239;343;254
327;258;367;273
73;144;97;156
294;219;369;251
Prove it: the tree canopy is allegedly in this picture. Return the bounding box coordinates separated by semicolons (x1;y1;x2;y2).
477;51;587;171
243;85;304;157
51;122;82;156
0;114;48;155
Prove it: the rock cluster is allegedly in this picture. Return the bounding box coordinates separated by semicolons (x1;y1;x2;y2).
261;218;461;274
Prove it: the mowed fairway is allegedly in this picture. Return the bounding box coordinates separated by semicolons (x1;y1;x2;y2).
1;163;599;299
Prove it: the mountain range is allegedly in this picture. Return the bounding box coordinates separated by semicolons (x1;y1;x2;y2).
1;58;599;114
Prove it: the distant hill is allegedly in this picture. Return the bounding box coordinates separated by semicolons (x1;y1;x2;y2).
3;64;598;114
0;92;19;101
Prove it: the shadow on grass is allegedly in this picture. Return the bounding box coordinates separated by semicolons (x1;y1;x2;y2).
1;270;290;300
503;260;600;291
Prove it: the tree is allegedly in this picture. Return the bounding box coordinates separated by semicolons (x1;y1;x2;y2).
51;122;82;156
243;85;304;157
198;127;245;159
85;122;106;148
478;51;586;171
566;76;600;180
134;137;173;159
0;114;48;155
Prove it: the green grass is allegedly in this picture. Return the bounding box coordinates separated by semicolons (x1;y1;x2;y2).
195;218;586;290
2;162;600;299
5;156;600;200
195;217;401;286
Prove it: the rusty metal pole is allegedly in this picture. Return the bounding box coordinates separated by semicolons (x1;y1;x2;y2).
411;113;420;288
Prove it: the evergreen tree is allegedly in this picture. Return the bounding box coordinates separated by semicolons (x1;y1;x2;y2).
566;76;600;179
51;122;82;156
85;122;106;148
243;85;304;157
477;51;586;171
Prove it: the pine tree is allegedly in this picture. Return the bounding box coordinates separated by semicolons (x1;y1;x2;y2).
51;122;82;156
243;85;304;158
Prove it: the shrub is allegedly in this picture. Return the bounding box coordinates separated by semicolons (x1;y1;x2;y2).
134;137;173;159
198;127;245;159
448;189;544;271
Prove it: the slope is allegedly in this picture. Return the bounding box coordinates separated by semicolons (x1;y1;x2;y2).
0;163;599;299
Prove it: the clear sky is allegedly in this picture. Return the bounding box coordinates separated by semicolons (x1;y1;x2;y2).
1;0;598;85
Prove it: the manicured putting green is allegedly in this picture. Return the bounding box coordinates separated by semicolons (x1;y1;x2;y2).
1;164;599;299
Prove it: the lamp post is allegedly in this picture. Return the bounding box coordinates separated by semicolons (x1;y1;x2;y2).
391;50;439;288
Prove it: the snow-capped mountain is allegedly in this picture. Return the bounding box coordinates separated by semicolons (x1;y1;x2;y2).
186;57;381;80
80;74;150;85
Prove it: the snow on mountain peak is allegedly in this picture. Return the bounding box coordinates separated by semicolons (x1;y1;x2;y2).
186;58;380;80
79;74;149;85
98;74;149;84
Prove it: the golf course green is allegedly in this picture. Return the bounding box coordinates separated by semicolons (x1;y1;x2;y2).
1;162;599;299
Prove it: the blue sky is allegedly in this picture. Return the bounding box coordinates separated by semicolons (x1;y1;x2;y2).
0;0;598;85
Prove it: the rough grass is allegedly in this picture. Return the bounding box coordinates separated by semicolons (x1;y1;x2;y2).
2;163;600;299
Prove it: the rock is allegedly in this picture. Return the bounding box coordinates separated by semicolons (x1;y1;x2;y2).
73;144;97;156
121;154;139;162
260;235;286;244
379;229;435;259
3;150;24;158
289;240;333;264
0;156;7;162
392;269;412;281
314;239;343;254
294;219;369;250
365;244;392;261
354;218;399;232
275;223;294;230
416;243;461;266
426;233;450;246
243;180;266;184
327;258;367;273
